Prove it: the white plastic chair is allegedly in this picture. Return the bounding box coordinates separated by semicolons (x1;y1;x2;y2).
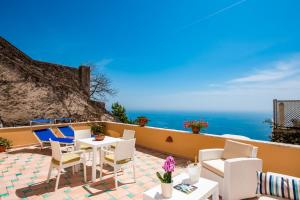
122;129;135;140
74;129;93;160
74;129;92;140
100;138;136;189
47;140;87;191
109;129;135;150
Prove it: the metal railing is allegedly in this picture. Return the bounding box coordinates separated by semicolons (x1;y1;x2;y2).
273;99;300;128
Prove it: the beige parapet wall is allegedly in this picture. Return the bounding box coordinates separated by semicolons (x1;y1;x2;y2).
0;122;91;148
103;121;300;178
0;121;300;177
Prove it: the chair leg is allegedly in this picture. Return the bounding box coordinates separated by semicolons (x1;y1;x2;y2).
75;163;79;173
99;149;102;165
47;163;52;183
99;159;103;180
72;166;75;175
114;166;118;189
133;163;136;182
55;166;62;191
83;162;87;183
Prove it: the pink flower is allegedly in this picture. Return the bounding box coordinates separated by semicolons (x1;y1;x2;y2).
162;156;175;172
183;119;208;129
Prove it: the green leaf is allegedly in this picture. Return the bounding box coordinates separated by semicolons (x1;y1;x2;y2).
156;172;164;182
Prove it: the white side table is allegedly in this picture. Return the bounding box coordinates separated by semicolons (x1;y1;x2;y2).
143;173;219;200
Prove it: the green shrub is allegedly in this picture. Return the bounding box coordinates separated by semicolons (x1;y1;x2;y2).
111;102;129;123
270;129;300;145
111;102;135;124
0;137;12;148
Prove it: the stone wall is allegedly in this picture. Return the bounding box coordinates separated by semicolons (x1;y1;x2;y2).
78;65;90;96
0;36;112;126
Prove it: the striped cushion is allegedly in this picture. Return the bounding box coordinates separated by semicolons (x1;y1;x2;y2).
257;171;300;200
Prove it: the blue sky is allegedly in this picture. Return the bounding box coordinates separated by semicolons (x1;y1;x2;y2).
1;0;300;112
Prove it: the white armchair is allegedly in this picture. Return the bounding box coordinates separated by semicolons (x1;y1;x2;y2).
199;140;262;200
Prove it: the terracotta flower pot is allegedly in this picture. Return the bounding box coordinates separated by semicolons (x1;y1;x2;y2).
139;121;146;127
0;145;6;152
95;134;105;141
192;127;200;134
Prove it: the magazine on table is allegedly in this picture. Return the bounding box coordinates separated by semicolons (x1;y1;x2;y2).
174;183;197;194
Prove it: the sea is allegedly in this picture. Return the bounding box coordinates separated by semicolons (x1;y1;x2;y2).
127;111;272;141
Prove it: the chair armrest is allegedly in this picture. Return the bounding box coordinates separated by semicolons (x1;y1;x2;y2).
224;158;262;200
69;150;85;155
198;148;224;162
225;157;262;170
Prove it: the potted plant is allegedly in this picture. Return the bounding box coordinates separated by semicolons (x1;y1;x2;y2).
90;123;106;141
0;137;12;152
184;120;208;134
136;116;149;127
156;156;175;198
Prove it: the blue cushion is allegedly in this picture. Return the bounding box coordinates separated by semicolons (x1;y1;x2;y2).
257;171;300;200
51;137;73;144
33;129;57;141
58;126;74;137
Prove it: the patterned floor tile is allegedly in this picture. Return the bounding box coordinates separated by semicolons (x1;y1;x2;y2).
0;145;188;199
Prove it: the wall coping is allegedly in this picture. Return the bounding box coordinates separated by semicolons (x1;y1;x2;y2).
104;121;300;149
1;120;300;149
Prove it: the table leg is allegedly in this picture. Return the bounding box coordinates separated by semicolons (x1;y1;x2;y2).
92;146;97;182
75;141;80;172
99;147;102;168
212;187;219;200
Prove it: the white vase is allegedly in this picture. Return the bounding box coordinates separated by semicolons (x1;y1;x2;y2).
187;163;200;183
161;182;173;198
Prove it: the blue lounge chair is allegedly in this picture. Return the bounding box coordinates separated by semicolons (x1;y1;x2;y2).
33;128;73;149
57;126;74;138
54;118;73;123
30;118;53;126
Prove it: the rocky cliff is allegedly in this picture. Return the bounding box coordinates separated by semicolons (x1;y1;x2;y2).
0;37;113;126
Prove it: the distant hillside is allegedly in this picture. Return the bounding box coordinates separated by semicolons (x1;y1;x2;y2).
0;36;113;126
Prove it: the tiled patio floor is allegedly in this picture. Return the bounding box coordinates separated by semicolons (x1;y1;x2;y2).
0;146;188;200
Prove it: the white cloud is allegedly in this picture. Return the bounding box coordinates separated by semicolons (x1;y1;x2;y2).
182;55;300;111
229;58;300;83
116;54;300;112
94;58;113;70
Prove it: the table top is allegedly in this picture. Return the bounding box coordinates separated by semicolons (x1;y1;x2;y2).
76;136;123;147
143;173;218;200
